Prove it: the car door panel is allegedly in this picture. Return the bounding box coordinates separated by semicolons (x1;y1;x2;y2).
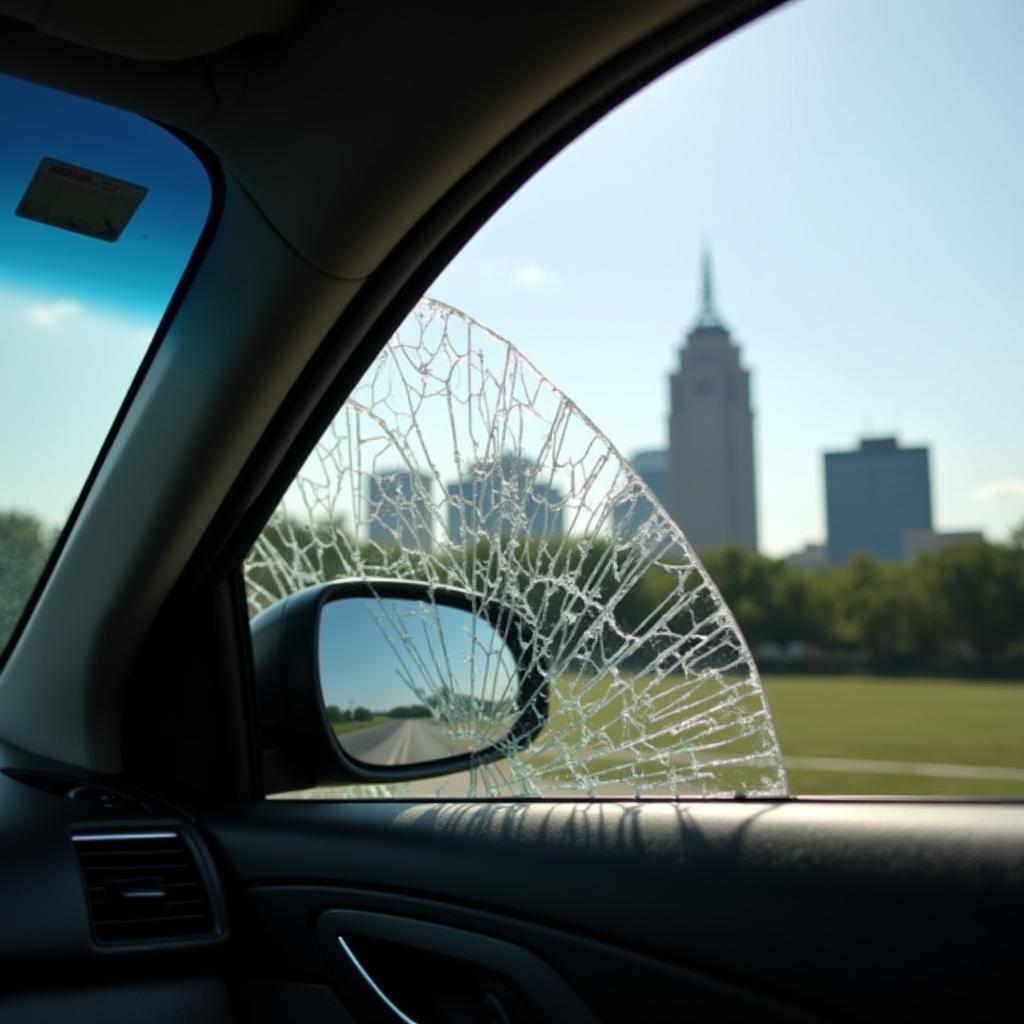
0;979;233;1024
204;799;1024;1022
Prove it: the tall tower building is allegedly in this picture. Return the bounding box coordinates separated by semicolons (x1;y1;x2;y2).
667;250;758;552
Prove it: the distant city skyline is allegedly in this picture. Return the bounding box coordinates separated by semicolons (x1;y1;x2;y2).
6;0;1023;560
446;455;565;545
618;261;990;564
430;0;1024;555
361;456;567;549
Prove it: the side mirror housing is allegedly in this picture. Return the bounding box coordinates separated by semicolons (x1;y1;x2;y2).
251;579;548;794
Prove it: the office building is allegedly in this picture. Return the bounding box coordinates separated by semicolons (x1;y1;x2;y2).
786;542;827;572
903;528;984;562
613;448;669;533
446;455;564;543
366;469;434;549
824;436;932;564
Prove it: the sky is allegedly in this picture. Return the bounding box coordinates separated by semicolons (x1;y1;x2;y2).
429;0;1024;555
3;0;1024;560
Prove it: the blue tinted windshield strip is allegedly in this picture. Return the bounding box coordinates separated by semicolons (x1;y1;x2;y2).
0;74;221;667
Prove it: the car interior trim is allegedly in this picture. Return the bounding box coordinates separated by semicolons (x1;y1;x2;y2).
71;831;179;842
336;935;417;1024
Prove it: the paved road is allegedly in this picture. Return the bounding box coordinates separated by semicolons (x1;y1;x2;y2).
340;718;457;766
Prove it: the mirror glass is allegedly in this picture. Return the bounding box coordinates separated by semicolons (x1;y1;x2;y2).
318;596;522;767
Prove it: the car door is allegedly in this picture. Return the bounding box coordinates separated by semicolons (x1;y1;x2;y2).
203;0;1021;1013
0;2;1021;1023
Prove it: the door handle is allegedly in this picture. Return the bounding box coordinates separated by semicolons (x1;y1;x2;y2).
336;934;419;1024
317;909;598;1024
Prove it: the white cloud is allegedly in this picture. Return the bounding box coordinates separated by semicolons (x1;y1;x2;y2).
511;264;548;287
970;477;1024;503
26;300;82;328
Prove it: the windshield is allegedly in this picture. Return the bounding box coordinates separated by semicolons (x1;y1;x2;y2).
0;74;212;655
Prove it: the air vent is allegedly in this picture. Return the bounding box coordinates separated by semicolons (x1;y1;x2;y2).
71;831;215;943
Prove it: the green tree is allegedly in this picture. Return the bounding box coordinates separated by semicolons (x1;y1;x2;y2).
919;541;1024;664
825;555;930;663
352;706;373;722
1010;519;1024;551
388;704;431;718
700;546;823;648
0;510;54;650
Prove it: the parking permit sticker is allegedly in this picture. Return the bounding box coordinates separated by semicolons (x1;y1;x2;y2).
15;157;148;242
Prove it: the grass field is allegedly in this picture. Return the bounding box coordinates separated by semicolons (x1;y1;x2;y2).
540;672;1024;797
321;677;1024;799
331;715;388;735
765;676;1024;796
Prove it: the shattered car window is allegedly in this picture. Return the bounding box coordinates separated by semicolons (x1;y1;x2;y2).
245;300;787;798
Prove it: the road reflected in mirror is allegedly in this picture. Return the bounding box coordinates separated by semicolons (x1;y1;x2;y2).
319;596;521;767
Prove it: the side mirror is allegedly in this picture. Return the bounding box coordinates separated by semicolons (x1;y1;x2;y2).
251;579;548;793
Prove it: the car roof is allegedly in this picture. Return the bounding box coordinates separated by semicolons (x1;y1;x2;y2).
0;0;722;275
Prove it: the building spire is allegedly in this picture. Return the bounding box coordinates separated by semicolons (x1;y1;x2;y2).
694;241;723;329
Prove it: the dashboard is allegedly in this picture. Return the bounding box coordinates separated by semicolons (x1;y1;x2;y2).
0;740;233;1023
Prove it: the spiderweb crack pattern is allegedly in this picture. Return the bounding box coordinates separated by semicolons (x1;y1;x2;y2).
245;299;788;798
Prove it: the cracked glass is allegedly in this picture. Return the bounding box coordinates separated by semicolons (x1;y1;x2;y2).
245;299;787;798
